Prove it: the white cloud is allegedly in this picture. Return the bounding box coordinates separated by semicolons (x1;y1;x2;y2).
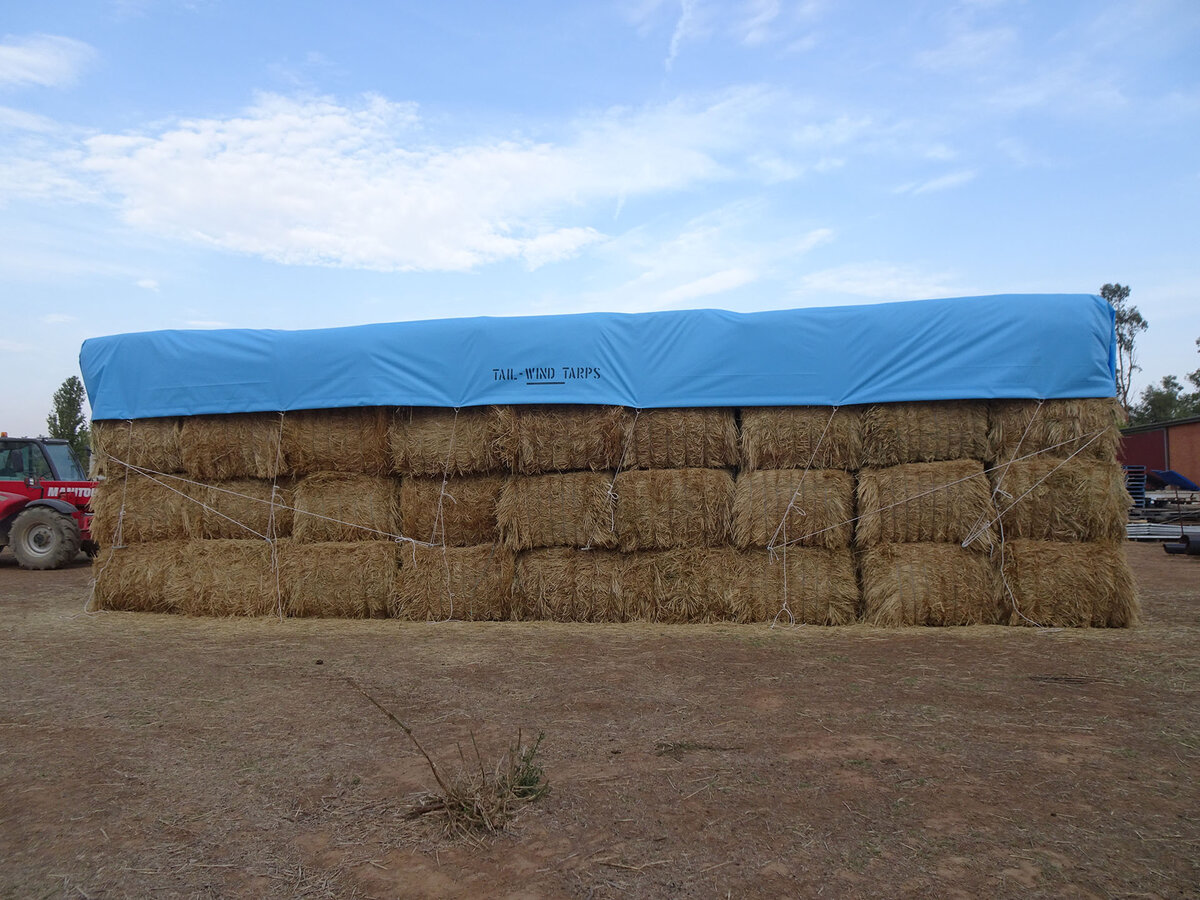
739;0;781;45
916;26;1015;71
136;277;159;290
0;35;96;89
184;319;232;329
40;313;76;324
666;0;704;69
0;105;58;132
795;262;960;301
0;338;35;351
660;267;758;303
894;169;977;195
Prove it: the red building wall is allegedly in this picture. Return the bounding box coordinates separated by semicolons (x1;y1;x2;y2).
1167;421;1200;482
1120;429;1168;471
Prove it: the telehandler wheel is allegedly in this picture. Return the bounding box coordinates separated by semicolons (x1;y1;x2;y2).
10;507;82;570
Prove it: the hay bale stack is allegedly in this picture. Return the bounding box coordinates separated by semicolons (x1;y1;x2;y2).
860;543;1004;626
90;474;195;546
179;413;283;480
622;408;738;469
512;549;625;621
740;406;862;471
93;543;176;612
498;405;631;473
614;468;734;551
732;469;854;550
990;458;1128;542
163;540;278;616
860;401;988;466
1001;540;1138;627
496;472;616;550
390;406;506;476
392;544;515;620
293;473;398;543
989;398;1122;463
856;460;997;549
399;475;503;546
619;549;732;623
91;418;183;477
278;540;396;618
734;548;860;625
197;479;294;539
282;407;391;476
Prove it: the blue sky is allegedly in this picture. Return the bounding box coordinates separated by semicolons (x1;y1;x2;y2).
2;0;1198;436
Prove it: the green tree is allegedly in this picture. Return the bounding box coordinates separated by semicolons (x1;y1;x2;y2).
1100;283;1148;415
1128;336;1200;425
46;375;90;462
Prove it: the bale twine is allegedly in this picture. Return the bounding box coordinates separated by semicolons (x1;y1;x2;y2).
860;543;1004;626
497;405;631;474
93;543;176;612
282;406;391;476
855;460;997;549
197;479;294;540
90;474;195;546
740;406;862;471
496;472;617;550
732;469;854;550
735;548;860;625
392;544;515;621
990;458;1128;542
614;468;734;551
988;398;1122;463
860;400;988;466
292;473;399;543
389;406;506;476
399;474;503;546
179;413;283;480
622;408;739;469
91;418;182;477
162;540;277;616
618;549;731;623
277;540;396;618
1001;540;1138;627
512;548;625;622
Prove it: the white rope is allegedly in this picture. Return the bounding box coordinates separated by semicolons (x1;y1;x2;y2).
962;399;1043;549
434;408;460;622
268;411;285;621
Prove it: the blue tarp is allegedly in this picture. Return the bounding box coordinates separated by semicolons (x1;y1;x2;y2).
80;294;1117;420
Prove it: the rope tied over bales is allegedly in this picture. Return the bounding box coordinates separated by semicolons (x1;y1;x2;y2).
268;411;286;621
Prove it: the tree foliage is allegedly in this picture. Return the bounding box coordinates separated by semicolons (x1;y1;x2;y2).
1101;283;1148;415
1128;336;1200;426
46;375;90;462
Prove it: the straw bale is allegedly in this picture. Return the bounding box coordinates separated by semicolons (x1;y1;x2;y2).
734;548;860;625
619;549;730;623
390;406;505;476
93;543;177;612
860;543;1004;626
860;401;988;467
614;468;734;551
89;473;195;546
293;473;399;543
162;540;278;616
622;408;738;469
496;472;617;550
399;475;503;546
197;479;294;540
282;407;391;476
277;540;396;618
990;458;1128;542
179;413;283;480
740;406;863;471
498;405;632;474
732;469;853;550
392;544;515;621
989;398;1122;463
512;549;625;622
1001;540;1138;627
91;418;182;477
856;460;997;550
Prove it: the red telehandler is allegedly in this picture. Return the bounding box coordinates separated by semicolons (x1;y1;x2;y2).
0;435;98;569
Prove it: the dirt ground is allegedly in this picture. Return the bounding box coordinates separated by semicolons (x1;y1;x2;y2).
1;544;1197;899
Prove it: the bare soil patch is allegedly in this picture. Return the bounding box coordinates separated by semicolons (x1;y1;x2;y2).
1;544;1197;898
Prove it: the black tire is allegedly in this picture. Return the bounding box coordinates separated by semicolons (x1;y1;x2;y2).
10;507;82;570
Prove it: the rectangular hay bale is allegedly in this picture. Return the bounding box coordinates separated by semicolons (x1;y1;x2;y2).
293;473;399;543
855;460;997;549
1000;540;1138;627
278;540;396;618
614;468;734;551
197;479;294;540
739;406;862;471
282;407;391;476
732;469;853;550
622;408;738;469
860;543;1004;626
389;406;506;476
91;418;182;477
93;543;177;612
497;405;631;474
860;401;989;466
399;474;503;546
512;548;625;622
733;548;860;625
391;543;515;621
988;398;1122;463
990;458;1128;542
163;540;279;616
179;413;283;480
496;472;616;550
90;473;195;546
